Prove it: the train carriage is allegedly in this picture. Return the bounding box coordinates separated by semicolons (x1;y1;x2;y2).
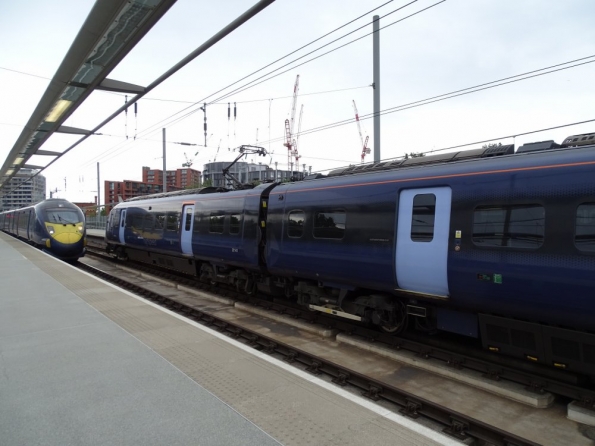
104;133;595;375
0;198;86;262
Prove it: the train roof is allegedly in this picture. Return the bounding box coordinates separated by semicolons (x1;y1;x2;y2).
324;132;595;179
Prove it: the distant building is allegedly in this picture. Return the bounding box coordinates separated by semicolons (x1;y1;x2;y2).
202;161;304;188
142;166;201;190
0;169;46;211
104;180;180;213
72;200;98;217
104;166;201;213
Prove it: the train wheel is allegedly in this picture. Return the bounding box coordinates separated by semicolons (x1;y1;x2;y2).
379;302;408;334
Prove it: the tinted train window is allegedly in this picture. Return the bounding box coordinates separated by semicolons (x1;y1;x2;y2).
131;214;144;229
166;212;180;232
411;194;436;242
473;204;545;248
209;214;224;233
142;214;154;231
154;213;165;230
575;203;595;253
230;214;241;235
184;208;193;231
288;211;305;238
313;211;345;240
46;209;80;224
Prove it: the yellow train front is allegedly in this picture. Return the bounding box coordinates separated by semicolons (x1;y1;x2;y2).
0;198;86;262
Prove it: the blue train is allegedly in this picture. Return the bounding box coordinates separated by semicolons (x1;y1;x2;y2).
0;198;87;262
105;132;595;375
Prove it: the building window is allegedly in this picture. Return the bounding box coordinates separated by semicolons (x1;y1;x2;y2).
313;210;345;240
411;194;436;242
575;203;595;253
473;204;545;248
288;211;305;238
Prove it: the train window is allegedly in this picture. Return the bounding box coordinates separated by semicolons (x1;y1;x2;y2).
575;203;595;253
46;209;80;224
184;208;193;231
142;214;154;231
166;212;180;232
473;204;545;248
154;213;166;230
411;194;436;242
288;211;305;238
313;211;345;240
130;214;144;230
209;214;225;234
230;214;241;235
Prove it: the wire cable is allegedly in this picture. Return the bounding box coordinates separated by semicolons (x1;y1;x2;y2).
276;56;595;143
311;118;595;173
77;0;423;168
101;0;441;160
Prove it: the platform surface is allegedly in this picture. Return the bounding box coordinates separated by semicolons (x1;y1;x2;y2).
0;232;457;446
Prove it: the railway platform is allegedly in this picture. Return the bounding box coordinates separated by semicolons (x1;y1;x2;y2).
0;231;458;446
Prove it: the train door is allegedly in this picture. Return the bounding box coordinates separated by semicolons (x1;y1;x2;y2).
119;209;127;244
180;204;195;255
395;187;452;297
27;210;34;240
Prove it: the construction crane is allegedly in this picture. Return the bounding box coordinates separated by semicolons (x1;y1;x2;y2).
292;104;304;167
352;100;370;163
182;151;198;168
284;74;300;172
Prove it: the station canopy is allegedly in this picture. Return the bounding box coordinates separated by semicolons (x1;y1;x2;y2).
0;0;275;194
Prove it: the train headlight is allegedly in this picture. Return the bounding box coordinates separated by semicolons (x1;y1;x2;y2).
78;225;83;231
47;225;55;235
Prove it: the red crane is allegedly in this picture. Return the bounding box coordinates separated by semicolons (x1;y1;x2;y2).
353;100;370;163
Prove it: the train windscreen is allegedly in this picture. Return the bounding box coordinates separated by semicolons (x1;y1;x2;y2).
46;209;81;224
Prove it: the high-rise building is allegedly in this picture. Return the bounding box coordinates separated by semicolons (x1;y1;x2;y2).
0;169;46;211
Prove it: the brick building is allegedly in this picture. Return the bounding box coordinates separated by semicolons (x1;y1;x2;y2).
142;166;201;190
104;166;200;213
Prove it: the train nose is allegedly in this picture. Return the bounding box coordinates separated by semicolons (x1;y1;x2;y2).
53;232;83;243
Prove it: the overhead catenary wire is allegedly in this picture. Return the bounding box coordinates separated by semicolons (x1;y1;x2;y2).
309;118;595;173
78;0;426;168
260;55;595;145
84;52;595;168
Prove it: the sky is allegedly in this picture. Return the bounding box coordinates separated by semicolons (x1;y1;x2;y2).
1;0;594;204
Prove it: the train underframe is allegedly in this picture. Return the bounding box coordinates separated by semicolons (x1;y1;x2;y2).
107;243;595;377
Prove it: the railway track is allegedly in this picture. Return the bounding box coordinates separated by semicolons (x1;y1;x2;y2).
76;254;543;446
84;237;595;408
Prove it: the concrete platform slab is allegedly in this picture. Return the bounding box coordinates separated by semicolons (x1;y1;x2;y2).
337;333;555;409
568;401;595;427
0;233;460;446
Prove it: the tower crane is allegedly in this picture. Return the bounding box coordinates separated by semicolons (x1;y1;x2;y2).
352;100;370;163
284;75;300;172
292;104;304;167
182;151;198;168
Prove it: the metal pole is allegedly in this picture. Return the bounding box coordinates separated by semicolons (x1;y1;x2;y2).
162;128;167;193
96;162;100;218
373;15;381;162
